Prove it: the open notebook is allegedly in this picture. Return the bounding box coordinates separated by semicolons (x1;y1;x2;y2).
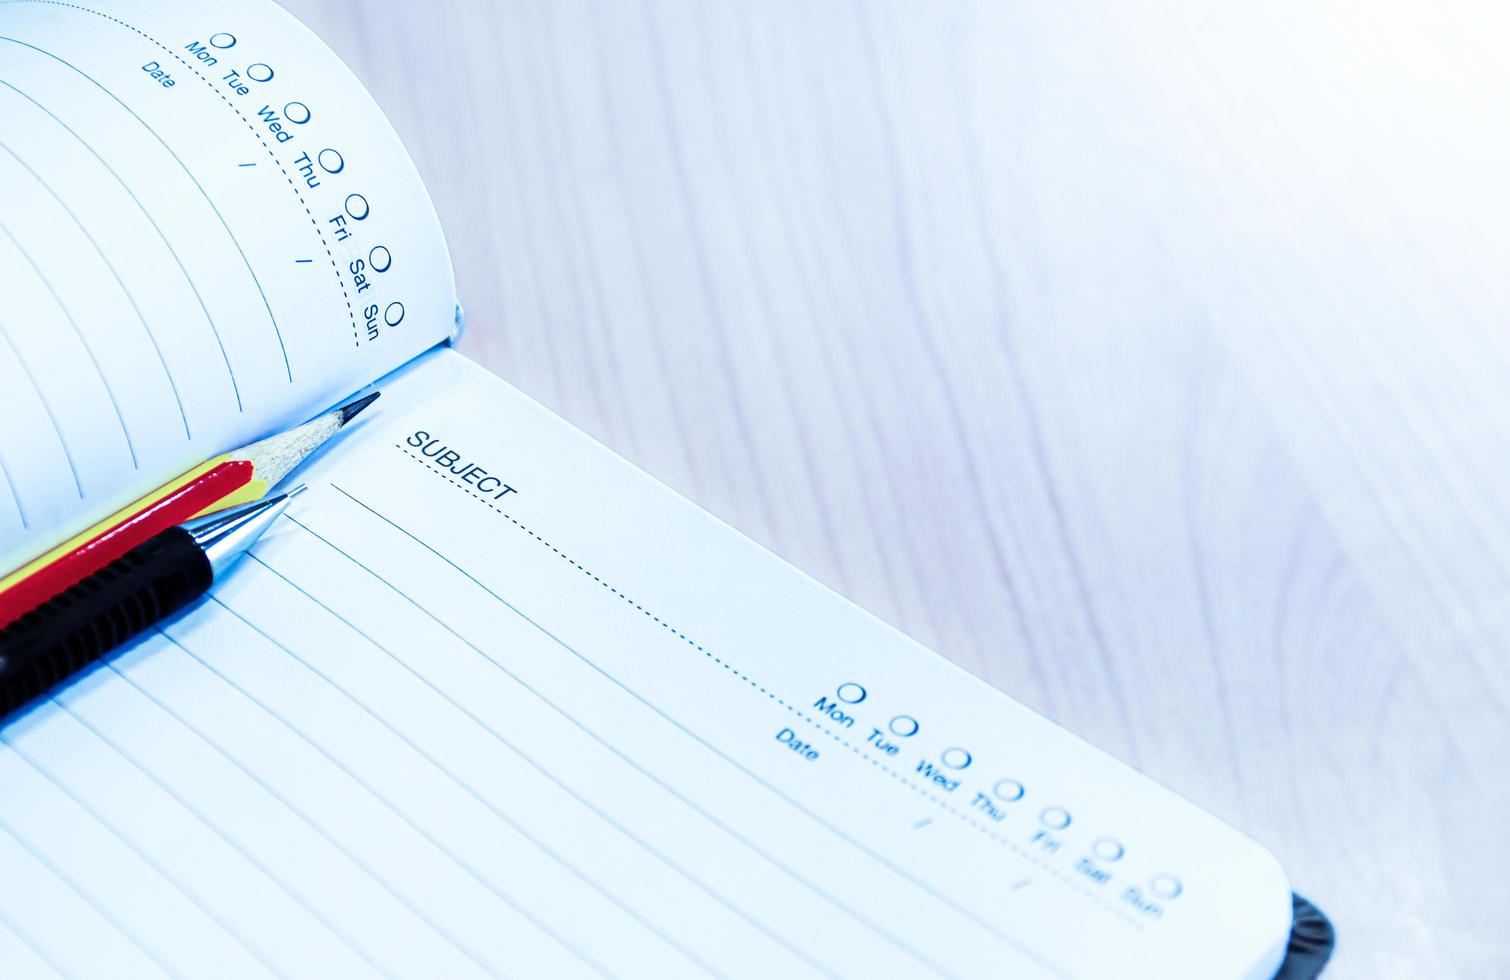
0;2;1306;977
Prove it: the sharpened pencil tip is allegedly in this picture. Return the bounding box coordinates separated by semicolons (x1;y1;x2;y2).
287;484;309;499
336;390;380;426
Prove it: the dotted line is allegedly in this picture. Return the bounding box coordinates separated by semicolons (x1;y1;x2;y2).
23;0;1157;929
398;445;1146;929
29;2;360;346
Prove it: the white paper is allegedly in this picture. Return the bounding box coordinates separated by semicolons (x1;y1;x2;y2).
0;1;1294;975
1;350;1293;978
0;0;456;569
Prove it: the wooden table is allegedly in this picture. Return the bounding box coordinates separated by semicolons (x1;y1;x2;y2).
284;2;1510;974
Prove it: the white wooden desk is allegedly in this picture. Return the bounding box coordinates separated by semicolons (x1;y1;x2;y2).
283;2;1510;974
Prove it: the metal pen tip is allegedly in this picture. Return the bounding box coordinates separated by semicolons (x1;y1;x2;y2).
182;492;296;577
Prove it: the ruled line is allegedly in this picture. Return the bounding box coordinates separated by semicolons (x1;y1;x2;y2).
0;136;192;440
103;651;481;980
45;1;364;350
47;694;395;980
0;216;138;468
0;37;293;382
0;77;244;411
394;444;1129;922
0;732;279;977
243;548;797;980
328;484;1071;979
0;791;174;978
0;317;82;498
217;573;720;978
0;896;69;980
0;429;28;527
278;511;944;978
150;632;566;979
202;587;638;980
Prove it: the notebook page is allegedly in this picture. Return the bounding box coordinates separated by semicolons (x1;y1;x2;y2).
0;0;455;571
0;348;1292;979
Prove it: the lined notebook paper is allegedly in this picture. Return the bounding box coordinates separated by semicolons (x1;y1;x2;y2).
0;1;1295;977
3;352;1292;978
0;0;454;573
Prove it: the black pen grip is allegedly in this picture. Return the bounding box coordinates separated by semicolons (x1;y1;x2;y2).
0;528;212;717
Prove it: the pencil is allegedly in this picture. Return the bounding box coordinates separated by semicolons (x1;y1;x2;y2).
0;391;379;625
0;491;302;718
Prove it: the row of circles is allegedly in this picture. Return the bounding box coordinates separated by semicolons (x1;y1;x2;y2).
835;682;1183;899
203;33;406;330
306;152;390;316
342;191;400;328
364;244;402;328
836;682;970;768
202;36;316;123
308;151;377;231
1025;805;1182;897
204;34;316;124
1032;803;1183;893
204;33;278;86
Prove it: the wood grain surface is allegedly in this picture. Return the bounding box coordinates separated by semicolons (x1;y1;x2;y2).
281;2;1510;975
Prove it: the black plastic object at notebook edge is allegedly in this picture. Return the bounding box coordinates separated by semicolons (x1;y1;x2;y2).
1276;893;1335;978
0;501;1339;980
0;527;211;717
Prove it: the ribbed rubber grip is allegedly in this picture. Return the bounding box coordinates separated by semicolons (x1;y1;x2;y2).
0;527;212;717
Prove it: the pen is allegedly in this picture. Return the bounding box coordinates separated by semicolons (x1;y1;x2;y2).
0;490;300;719
0;391;377;625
